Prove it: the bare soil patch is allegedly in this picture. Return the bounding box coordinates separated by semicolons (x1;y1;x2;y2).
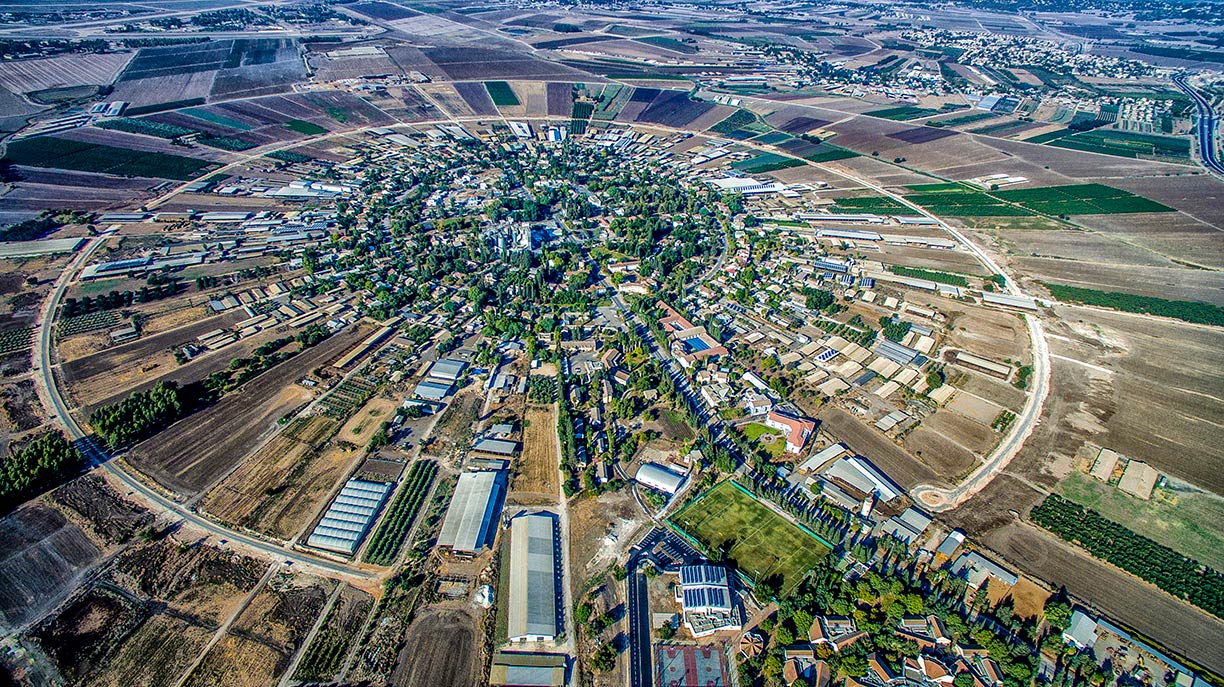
903;426;979;479
123;326;369;498
390;606;478;687
816;407;942;489
569;488;645;591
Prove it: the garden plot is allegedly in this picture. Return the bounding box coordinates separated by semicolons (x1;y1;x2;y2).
292;584;374;683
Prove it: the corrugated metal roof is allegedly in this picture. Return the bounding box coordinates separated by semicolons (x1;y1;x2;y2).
508;513;557;641
438;471;505;554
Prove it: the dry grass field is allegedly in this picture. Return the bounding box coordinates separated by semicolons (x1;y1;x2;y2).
181;634;285;687
123;325;369;498
511;404;559;503
569;487;646;590
85;613;212;687
340;396;398;447
199;415;341;536
903;426;979;479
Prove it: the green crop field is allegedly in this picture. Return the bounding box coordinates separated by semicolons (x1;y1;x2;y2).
285;119;328;136
1042;282;1224;326
1049;129;1191;160
731;152;805;174
485;81;520;107
864;106;941;121
831;195;906;213
181;107;252;131
3;136;216;180
994;183;1173;215
709;108;757;134
670;480;830;595
635;35;698;54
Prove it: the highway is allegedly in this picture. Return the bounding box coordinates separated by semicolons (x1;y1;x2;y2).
1173;74;1224;177
30;231;377;582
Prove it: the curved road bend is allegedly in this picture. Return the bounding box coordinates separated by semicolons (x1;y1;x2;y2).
1173;75;1224;177
32;235;376;581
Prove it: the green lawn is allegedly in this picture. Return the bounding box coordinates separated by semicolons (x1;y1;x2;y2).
741;422;785;457
670;480;830;595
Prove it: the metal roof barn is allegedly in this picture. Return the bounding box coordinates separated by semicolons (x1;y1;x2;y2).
507;512;559;642
438;470;506;554
635;463;686;494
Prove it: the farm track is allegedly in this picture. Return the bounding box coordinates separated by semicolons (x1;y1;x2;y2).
172;562;277;687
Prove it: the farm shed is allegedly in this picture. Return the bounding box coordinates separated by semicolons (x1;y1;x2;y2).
982;291;1038;311
306;479;392;555
472;438;520;457
635;463;687;495
438;470;506;555
822;455;903;503
0;237;85;259
951;351;1012;379
949;550;1018;589
429;357;468;382
490;652;566;687
507;512;559;643
1117;460;1159;499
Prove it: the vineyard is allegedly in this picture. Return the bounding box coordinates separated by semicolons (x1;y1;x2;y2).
317;376;377;419
291;586;373;683
1030;494;1224;619
363;460;437;566
58;311;121;338
0;328;33;356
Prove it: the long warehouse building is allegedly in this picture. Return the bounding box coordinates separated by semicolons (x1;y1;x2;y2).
438;470;506;555
507;512;559;643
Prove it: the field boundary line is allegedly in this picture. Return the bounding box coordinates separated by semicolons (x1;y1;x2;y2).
173;562;277;687
277;582;344;687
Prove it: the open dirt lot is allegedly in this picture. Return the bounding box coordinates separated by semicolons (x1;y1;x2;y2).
390;606;478;687
181;634;285;687
511;404;559;504
569;487;646;590
0;503;102;632
124;325;370;498
903;426;979;480
62;309;247;407
341;396;398;447
817;407;941;489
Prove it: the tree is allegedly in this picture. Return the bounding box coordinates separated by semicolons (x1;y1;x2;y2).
1043;600;1072;631
954;672;976;687
591;643;617;672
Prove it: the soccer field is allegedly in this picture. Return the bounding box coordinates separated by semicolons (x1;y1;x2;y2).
670;480;830;595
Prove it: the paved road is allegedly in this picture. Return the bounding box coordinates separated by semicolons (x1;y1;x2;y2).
1173;74;1224;177
30;233;376;581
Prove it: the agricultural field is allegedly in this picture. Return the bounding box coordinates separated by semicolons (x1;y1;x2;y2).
0;327;33;356
1056;471;1224;572
2;136;217;181
0;52;133;95
864;105;942;121
634;36;699;54
730;152;805;174
1047;129;1191;160
453;81;498;116
484;80;520;107
199;415;341;535
630;89;715;128
341;396;398;447
184;572;331;687
123;325;369;498
292;584;374;683
670;480;830;595
816;407;941;489
511;405;560;503
389;607;479;687
0;503;103;632
363;459;437;565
